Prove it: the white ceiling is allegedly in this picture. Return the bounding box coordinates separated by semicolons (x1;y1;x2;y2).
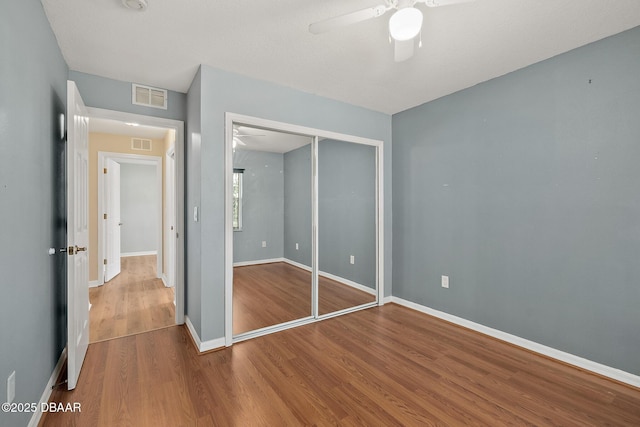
41;0;640;115
90;117;170;139
234;125;312;154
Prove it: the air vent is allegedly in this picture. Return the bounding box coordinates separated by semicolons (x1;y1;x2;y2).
132;84;168;110
132;138;152;151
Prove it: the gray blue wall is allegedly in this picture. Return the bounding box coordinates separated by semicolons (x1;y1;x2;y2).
233;150;284;263
319;140;376;289
190;65;392;341
120;163;158;254
283;145;312;267
68;71;187;122
392;26;640;374
0;1;69;426
186;68;202;335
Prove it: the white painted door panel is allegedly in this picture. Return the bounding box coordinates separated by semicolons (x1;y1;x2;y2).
165;150;176;288
66;81;90;390
104;159;121;282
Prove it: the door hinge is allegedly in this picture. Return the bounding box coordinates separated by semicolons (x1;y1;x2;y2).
103;168;107;174
104;213;107;220
103;259;107;265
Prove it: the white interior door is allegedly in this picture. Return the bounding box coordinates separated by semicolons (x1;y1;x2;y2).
165;149;176;287
104;159;121;282
67;80;90;390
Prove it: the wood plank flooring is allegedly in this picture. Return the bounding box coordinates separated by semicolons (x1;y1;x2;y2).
233;262;375;335
89;255;175;342
42;303;640;426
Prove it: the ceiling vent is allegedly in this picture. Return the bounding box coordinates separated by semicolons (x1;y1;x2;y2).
132;138;152;151
132;84;167;110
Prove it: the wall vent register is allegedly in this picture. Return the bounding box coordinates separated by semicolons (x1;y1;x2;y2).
131;138;152;151
132;83;167;109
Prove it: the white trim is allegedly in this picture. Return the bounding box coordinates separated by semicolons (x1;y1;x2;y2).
382;296;392;304
279;258;376;296
233;258;285;267
390;297;640;388
224;112;385;346
88;107;185;326
318;271;376;296
161;274;170;287
185;316;225;353
88;280;100;288
282;258;312;272
28;348;67;427
121;250;158;257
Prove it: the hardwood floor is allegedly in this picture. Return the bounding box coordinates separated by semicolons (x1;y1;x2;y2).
233;262;375;335
43;303;640;426
89;255;175;342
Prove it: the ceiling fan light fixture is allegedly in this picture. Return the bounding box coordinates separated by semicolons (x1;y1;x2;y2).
389;7;423;41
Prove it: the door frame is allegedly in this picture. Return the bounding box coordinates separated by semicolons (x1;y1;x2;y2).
98;152;162;282
164;145;176;288
224;112;384;346
88;107;185;325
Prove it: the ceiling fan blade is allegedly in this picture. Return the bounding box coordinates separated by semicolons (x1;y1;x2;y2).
394;39;415;62
422;0;474;7
309;4;389;34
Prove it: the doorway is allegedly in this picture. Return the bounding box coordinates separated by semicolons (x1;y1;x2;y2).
87;108;185;342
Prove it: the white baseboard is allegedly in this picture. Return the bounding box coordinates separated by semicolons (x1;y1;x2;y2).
121;251;157;258
233;257;285;267
319;270;376;296
88;280;100;288
282;258;311;272
28;348;67;427
390;296;640;388
277;258;376;295
184;315;225;353
382;296;392;304
161;274;174;288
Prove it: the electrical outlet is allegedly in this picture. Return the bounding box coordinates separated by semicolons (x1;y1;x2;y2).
295;243;299;250
350;255;355;265
7;371;15;404
441;275;449;289
262;241;267;248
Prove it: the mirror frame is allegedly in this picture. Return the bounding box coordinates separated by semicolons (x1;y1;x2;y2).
224;112;384;345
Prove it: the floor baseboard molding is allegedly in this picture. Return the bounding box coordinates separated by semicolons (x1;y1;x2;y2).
88;280;100;288
281;258;311;272
279;259;375;295
233;258;285;267
390;296;640;389
121;251;157;258
184;315;225;353
318;270;376;296
161;274;174;288
28;347;67;427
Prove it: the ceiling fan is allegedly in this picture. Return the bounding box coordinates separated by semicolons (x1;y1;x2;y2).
233;127;266;150
309;0;474;62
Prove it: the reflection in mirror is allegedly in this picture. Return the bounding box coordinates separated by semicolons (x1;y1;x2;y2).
232;124;313;335
318;139;377;316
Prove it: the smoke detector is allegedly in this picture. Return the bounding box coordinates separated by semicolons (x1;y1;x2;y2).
122;0;148;11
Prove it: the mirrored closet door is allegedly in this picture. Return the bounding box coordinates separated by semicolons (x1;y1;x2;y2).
318;139;377;316
228;115;382;341
232;125;313;335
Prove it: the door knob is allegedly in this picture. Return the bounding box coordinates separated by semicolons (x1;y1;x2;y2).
75;246;87;252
